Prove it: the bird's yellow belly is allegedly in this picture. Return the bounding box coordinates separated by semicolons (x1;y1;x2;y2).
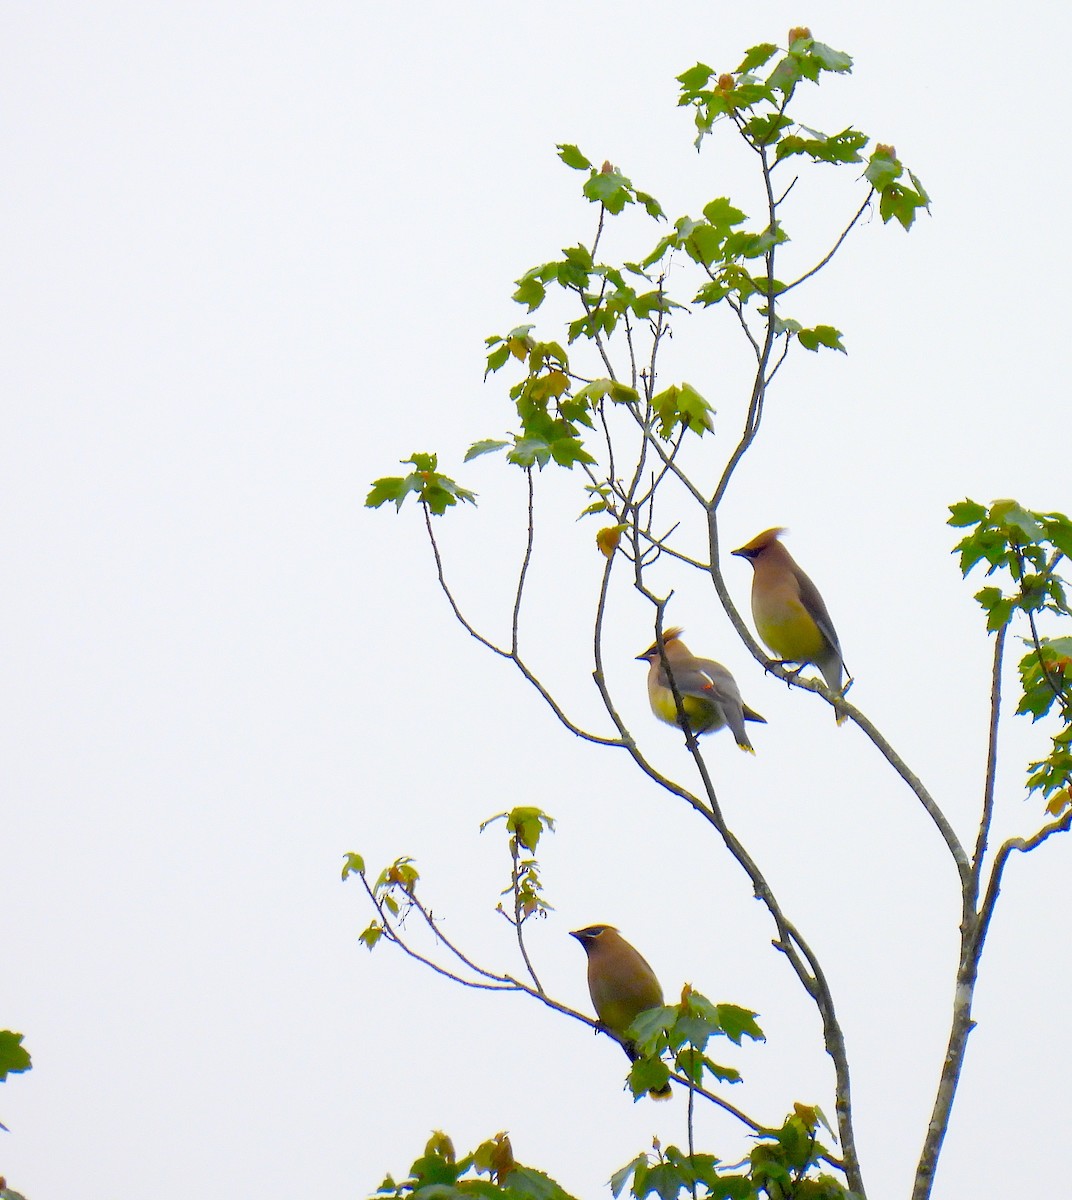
754;600;825;662
652;689;722;733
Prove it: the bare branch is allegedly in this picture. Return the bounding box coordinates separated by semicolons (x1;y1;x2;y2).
510;468;536;656
971;624;1007;892
422;503;625;747
505;845;545;994
978;809;1072;945
780;192;875;295
358;872;520;993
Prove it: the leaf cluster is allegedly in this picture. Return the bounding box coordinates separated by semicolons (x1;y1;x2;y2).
950;499;1072;803
611;1105;849;1200
375;1130;579;1200
481;808;557;922
367;454;478;516
366;30;928;522
342;853;421;950
624;987;763;1101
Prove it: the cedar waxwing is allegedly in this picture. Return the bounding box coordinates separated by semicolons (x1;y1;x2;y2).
636;627;766;752
732;528;848;722
570;924;672;1100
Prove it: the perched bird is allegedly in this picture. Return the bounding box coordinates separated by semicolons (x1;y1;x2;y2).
636;627;766;752
570;924;672;1099
732;527;848;722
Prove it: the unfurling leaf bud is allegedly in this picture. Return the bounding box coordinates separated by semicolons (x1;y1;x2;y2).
717;74;735;90
788;26;812;45
425;1131;456;1162
874;143;897;160
600;160;614;174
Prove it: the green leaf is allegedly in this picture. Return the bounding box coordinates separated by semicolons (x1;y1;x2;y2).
767;55;803;94
512;274;546;312
0;1031;31;1081
359;923;383;950
485;343;511;374
810;42;853;72
684;222;729;267
641;232;680;270
628;1056;671;1100
693;280;730;306
879;182;929;231
504;1165;579;1200
464;439;510;462
676;62;714;92
948;499;988;528
575;379;639;407
798;325;846;353
340;852;365;879
365;475;410;510
548;435;596;468
651;382;715;438
556;143;591;171
698;1056;742;1084
610;1155;647;1199
628;1004;676;1051
776;126;868;165
583;167;632;215
745;112;793;144
635;189;665;220
737;43;778;73
479;806;556;853
702;197;748;233
716;1003;764;1044
864;148;902;190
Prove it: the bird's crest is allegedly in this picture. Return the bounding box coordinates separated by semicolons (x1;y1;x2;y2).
736;527;787;554
570;924;618;942
637;627;684;660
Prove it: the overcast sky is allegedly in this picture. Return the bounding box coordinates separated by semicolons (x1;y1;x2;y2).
3;3;1070;1199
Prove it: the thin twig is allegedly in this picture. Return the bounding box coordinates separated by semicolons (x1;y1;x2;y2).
508;844;545;994
978;810;1072;944
422;505;624;747
779;192;875;295
359;874;519;993
511;468;536;656
971;624;1007;892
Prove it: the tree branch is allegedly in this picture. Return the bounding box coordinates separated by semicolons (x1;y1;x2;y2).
779;191;875;295
421;504;625;747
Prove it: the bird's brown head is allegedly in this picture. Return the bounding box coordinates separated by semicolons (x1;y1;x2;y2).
570;924;618;955
732;527;787;563
635;627;684;663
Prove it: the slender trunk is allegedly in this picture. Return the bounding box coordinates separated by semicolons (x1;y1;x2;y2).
911;917;980;1200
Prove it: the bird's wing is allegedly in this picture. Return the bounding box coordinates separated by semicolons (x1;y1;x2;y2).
794;568;843;657
681;658;743;704
689;659;759;749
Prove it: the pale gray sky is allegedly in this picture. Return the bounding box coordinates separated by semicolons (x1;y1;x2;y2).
3;4;1069;1199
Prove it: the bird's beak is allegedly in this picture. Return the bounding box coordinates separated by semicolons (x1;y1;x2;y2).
730;546;747;558
568;929;582;942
